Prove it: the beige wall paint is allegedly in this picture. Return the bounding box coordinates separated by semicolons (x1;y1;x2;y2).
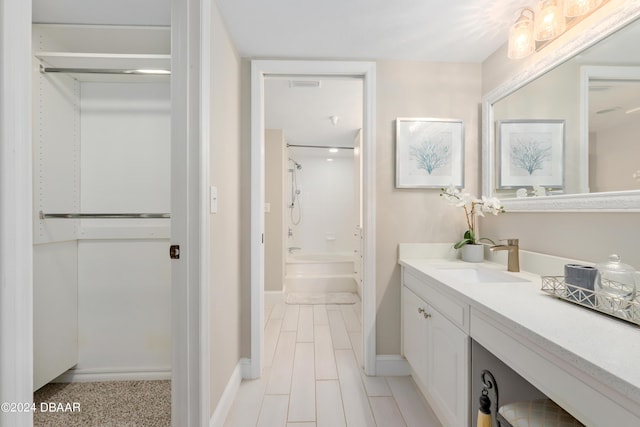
375;61;482;354
265;129;286;292
209;2;243;414
492;61;582;194
238;60;483;359
480;0;640;271
590;120;640;192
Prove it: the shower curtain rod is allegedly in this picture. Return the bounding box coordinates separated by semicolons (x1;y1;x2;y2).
39;211;170;220
40;64;171;76
286;144;354;150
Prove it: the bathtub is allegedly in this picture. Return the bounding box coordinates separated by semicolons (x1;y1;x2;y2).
285;252;357;293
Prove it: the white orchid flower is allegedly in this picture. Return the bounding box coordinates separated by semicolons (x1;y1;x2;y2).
440;185;504;248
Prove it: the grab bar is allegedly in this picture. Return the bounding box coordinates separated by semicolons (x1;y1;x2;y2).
39;211;170;220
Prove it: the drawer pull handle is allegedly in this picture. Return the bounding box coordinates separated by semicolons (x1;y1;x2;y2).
417;307;431;319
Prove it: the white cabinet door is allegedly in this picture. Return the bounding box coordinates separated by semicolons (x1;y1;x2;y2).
402;267;470;427
402;286;429;387
428;307;469;427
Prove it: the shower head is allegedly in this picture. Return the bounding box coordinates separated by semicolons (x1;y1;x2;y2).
289;158;302;170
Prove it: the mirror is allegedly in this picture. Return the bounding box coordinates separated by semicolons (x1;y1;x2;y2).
483;5;640;211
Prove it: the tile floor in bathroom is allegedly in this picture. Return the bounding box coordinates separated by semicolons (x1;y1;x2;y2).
223;295;442;427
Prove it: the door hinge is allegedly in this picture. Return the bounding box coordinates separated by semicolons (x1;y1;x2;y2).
170;245;180;259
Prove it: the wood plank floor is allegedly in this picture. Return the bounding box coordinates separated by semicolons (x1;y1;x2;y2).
224;295;442;427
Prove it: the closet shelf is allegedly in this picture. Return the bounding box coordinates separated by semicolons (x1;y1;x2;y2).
36;52;170;69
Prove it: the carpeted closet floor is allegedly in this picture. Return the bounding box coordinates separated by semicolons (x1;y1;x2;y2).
34;380;171;427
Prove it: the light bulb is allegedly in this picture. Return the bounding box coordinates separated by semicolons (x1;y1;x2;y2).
535;0;566;41
565;0;590;17
508;8;535;59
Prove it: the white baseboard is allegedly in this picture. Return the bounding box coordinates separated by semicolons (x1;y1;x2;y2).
264;290;284;304
53;367;171;383
376;355;410;376
209;358;250;427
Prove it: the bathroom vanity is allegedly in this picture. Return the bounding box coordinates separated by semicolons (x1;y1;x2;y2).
399;244;640;427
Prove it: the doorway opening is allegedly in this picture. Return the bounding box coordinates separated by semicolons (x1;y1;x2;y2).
251;60;377;379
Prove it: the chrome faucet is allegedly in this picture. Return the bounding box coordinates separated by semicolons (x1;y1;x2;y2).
490;239;520;272
288;246;301;254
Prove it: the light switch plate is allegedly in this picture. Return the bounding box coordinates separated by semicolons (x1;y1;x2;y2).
210;186;218;213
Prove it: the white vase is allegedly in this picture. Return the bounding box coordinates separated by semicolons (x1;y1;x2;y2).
460;244;484;263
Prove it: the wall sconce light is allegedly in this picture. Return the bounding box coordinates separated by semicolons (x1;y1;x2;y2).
535;0;566;41
507;8;535;59
508;0;608;59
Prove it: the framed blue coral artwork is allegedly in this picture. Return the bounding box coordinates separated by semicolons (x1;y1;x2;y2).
497;119;565;189
395;117;465;188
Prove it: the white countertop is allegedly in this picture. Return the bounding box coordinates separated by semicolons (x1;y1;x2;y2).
398;254;640;411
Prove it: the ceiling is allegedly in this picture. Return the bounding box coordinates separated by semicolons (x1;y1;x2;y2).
32;0;536;149
217;0;530;63
33;0;532;63
266;77;363;150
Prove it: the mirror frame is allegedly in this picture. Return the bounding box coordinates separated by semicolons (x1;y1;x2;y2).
482;2;640;212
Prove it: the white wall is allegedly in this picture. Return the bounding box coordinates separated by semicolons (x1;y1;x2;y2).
76;239;170;374
80;82;170;213
71;81;171;378
34;76;172;385
287;148;356;255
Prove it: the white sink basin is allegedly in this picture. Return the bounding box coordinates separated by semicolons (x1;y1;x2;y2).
436;266;530;283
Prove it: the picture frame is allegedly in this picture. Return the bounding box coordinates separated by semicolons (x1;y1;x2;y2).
497;119;565;189
395;117;464;188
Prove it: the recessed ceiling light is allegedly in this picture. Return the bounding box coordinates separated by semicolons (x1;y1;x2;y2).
329;148;339;153
326;158;334;162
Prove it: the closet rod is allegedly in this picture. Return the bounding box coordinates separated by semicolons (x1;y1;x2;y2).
40;64;171;76
287;144;354;150
39;211;170;220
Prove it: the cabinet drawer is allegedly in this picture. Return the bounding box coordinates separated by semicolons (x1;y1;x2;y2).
403;268;469;332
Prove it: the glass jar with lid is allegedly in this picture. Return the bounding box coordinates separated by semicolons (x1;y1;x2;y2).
595;254;637;313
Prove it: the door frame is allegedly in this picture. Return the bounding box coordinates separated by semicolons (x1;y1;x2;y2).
171;0;208;425
0;1;34;425
0;0;205;426
250;60;377;378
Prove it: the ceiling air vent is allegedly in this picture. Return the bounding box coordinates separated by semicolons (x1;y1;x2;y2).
289;80;321;88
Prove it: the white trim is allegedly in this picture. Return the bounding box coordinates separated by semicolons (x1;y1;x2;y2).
171;0;203;425
264;290;285;304
249;62;266;379
0;1;33;426
250;60;377;378
482;2;640;212
240;358;253;379
52;368;171;383
375;355;411;377
199;0;212;425
208;358;250;427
